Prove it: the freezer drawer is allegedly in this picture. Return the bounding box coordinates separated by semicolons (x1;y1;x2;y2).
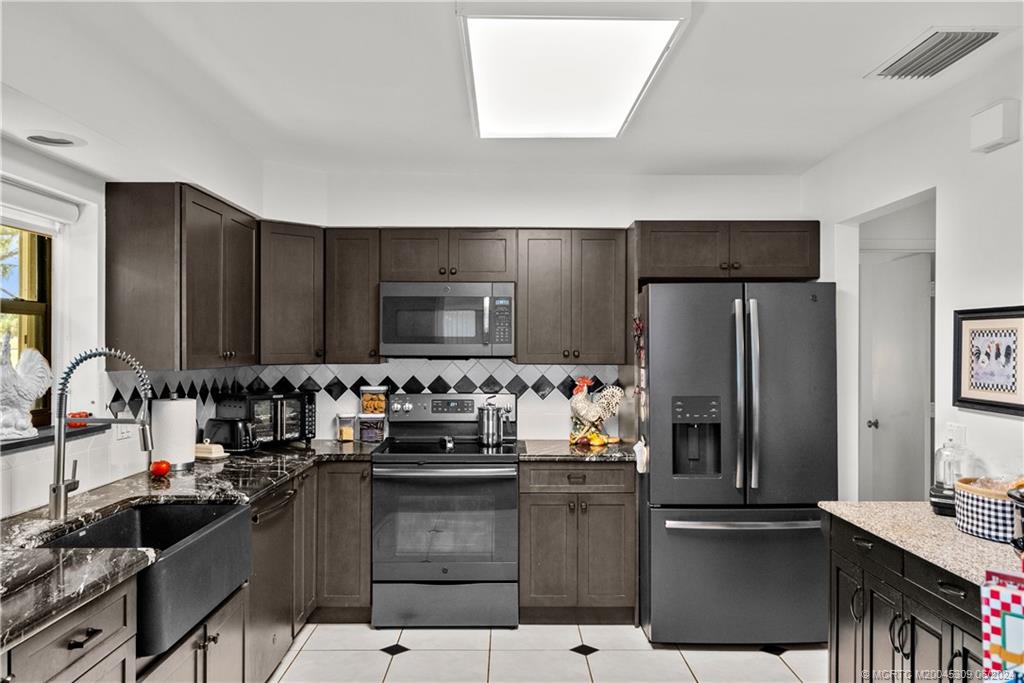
646;507;826;644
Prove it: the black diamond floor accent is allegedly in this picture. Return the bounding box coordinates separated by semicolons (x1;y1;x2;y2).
381;644;409;656
427;376;451;394
504;376;528;397
761;645;787;656
453;376;477;393
556;375;578;400
401;377;426;394
570;644;598;656
324;377;347;401
478;374;503;394
531;375;555;399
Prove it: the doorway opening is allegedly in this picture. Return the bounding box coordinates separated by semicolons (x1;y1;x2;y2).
858;195;935;501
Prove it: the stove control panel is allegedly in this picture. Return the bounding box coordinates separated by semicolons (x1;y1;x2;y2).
388;393;517;422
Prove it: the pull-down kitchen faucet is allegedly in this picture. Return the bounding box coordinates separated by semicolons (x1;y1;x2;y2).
50;347;154;520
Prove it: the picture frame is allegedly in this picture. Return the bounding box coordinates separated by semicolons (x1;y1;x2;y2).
953;306;1024;416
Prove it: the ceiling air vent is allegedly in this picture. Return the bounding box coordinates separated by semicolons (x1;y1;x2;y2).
869;29;999;79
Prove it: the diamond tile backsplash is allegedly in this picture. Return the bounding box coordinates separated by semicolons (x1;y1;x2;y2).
109;360;622;440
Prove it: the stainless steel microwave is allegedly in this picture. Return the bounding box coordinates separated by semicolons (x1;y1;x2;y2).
379;282;514;357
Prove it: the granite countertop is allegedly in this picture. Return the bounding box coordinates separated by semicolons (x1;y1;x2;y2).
521;439;636;462
819;501;1022;586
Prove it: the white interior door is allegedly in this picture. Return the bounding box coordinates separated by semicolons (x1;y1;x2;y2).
859;252;933;501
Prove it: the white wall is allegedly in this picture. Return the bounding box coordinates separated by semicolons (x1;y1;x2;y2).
860;197;937;247
1;141;147;516
802;51;1024;499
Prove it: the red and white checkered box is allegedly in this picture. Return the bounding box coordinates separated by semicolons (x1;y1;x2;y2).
983;570;1024;676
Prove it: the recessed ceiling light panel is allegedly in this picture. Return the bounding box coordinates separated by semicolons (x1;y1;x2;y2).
465;17;679;138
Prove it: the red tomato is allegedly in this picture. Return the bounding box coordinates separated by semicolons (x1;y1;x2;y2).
150;460;172;478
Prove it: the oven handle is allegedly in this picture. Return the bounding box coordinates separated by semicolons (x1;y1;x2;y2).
373;465;517;479
665;520;820;531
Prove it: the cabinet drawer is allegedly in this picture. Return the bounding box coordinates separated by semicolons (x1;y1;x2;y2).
831;519;902;575
9;578;136;683
904;552;981;620
519;464;634;494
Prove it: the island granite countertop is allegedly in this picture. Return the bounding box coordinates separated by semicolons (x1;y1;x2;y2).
819;500;1021;586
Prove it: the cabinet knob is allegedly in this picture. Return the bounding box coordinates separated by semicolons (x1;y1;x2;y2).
568;501;575;512
580;501;588;512
315;349;324;358
439;267;447;275
562;350;570;358
449;267;457;275
719;262;729;270
731;262;741;269
572;350;580;358
369;349;378;358
362;469;370;479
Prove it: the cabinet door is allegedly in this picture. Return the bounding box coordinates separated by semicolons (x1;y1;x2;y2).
571;230;625;364
902;597;946;681
74;638;136;683
260;222;324;364
182;186;226;369
519;493;578;607
949;625;983;682
863;573;903;678
325;229;380;364
380;228;449;281
829;551;863;683
317;463;372;608
516;230;572;364
637;221;731;280
728;221;819;280
222;211;259;366
577;493;635;607
204;587;245;683
293;469;318;632
448;228;517;281
142;626;205;683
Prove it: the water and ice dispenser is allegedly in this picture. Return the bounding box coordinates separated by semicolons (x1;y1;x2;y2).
671;396;722;477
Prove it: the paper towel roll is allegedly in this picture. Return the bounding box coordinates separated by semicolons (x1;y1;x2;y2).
151;398;198;468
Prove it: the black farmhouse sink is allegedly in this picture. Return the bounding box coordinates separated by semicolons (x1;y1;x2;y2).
45;504;252;656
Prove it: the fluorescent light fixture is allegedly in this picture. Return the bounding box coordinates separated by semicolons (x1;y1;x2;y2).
465;17;679;138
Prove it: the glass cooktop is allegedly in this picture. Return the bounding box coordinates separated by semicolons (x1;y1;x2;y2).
372;437;520;462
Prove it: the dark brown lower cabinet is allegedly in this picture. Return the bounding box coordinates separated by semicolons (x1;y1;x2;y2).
519;486;635;622
75;638;136;683
316;463;372;618
826;514;982;683
293;468;318;633
140;627;204;683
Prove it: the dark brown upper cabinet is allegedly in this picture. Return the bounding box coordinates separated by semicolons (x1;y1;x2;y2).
380;228;517;281
634;220;819;281
325;229;380;364
106;183;258;370
259;221;324;365
517;229;625;366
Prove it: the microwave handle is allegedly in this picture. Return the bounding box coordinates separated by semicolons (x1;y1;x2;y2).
482;295;490;345
275;399;285;441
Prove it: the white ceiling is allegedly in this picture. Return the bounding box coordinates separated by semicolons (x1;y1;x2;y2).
2;1;1022;178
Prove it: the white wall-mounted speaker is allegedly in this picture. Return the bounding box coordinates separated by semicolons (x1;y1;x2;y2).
970;98;1020;153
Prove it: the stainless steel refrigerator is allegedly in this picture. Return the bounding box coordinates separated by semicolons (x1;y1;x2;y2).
638;282;837;644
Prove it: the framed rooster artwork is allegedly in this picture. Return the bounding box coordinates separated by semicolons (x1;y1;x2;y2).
953;306;1024;416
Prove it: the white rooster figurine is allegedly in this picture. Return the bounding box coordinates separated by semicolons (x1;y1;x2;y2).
0;331;53;438
569;376;624;445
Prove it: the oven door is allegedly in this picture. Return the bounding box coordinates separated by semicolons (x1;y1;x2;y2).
275;396;304;441
250;398;275;443
380;282;496;357
372;463;518;582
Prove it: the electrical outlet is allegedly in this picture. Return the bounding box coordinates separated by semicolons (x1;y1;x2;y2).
945;422;967;447
116;423;132;441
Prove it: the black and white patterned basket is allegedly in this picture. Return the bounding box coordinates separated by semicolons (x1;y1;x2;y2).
954;478;1017;543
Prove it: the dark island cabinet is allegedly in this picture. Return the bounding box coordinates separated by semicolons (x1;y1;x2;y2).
106;183;258;370
260;221;324;365
633;220;820;281
379;228;517;281
316;463;372;619
325;229;380;364
517;229;625;365
826;514;983;683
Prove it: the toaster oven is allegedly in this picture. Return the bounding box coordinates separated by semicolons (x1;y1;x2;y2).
215;391;316;446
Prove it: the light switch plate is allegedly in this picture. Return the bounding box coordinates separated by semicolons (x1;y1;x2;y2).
945;422;967;447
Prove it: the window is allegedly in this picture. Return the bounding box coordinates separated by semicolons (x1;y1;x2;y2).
0;225;52;426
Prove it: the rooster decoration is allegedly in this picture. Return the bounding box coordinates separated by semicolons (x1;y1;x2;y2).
0;332;53;438
569;376;624;446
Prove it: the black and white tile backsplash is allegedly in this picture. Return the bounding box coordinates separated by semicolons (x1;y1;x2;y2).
108;360;622;440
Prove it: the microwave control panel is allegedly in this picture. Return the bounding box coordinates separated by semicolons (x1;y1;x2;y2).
492;297;513;344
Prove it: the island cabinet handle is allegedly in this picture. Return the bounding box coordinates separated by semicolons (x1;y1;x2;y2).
851;536;874;551
67;627;103;650
946;649;963;679
567;473;586;484
849;586;863;622
898;619;911;659
937;581;967;599
888;613;902;653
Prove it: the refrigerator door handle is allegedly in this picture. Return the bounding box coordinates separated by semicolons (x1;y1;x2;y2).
664;520;820;531
749;298;761;490
733;298;745;490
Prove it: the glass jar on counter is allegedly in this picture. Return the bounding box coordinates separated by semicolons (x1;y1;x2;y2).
930;437;986;516
336;413;357;442
359;417;386;443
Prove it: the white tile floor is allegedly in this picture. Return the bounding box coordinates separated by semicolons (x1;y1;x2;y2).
269;624;827;683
